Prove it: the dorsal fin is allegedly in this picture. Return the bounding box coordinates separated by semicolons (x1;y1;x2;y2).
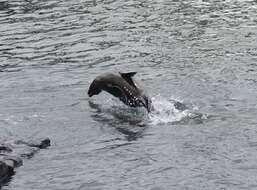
119;72;137;88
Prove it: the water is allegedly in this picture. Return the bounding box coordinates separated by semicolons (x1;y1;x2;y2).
1;0;257;189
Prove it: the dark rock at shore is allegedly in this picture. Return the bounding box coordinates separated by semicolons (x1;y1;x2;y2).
1;155;23;168
0;137;51;187
0;145;12;153
0;160;14;185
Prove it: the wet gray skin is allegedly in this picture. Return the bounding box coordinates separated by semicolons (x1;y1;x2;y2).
88;72;152;112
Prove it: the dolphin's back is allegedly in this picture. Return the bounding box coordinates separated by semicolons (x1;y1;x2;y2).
100;73;140;96
89;72;152;112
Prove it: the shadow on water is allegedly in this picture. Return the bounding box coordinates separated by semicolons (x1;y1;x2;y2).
88;100;148;141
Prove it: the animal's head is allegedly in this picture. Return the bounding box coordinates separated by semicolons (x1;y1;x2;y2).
88;78;102;97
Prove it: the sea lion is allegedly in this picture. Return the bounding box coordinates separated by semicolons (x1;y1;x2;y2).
88;72;152;112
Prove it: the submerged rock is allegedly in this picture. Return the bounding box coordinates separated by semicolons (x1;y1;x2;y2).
0;137;51;187
15;137;51;149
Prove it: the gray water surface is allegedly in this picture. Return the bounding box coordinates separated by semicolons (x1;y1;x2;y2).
1;0;257;189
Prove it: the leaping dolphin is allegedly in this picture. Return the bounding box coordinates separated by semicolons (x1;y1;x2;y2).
88;72;152;112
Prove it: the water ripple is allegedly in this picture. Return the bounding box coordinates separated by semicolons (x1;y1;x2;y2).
1;0;257;189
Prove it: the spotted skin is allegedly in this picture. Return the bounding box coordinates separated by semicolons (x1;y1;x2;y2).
88;72;152;112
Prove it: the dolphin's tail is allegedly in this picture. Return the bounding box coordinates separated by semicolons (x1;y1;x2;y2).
140;95;153;113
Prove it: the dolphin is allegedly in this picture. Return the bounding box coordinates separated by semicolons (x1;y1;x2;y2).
88;72;152;112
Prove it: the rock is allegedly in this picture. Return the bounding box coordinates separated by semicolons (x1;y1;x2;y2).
0;137;51;187
0;145;12;153
15;137;51;149
2;155;23;168
28;137;51;149
0;160;13;184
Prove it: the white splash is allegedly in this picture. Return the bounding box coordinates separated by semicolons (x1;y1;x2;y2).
89;94;207;125
148;95;190;125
